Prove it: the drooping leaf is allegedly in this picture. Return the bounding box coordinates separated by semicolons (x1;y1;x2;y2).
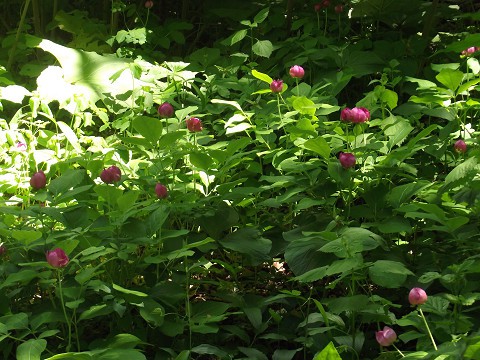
369;260;414;288
313;341;342;360
16;339;47;360
252;40;273;58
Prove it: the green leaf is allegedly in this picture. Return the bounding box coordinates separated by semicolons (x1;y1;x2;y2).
292;96;316;116
219;227;271;265
11;230;42;245
57;121;81;152
436;68;463;92
79;304;113;321
252;69;273;84
387;181;431;209
93;185;123;206
49;169;86;197
369;260;414;288
113;283;148;297
229;29;247;45
139;299;165;327
238;347;268;360
272;349;300;360
132;116;163;145
320;228;383;258
444;156;479;187
189;151;213;170
381;115;413;148
252;40;273;58
303;137;330;159
253;8;270;24
16;339;47;360
313;342;342;360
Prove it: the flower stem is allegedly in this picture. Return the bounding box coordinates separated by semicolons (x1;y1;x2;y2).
419;307;437;351
392;344;405;357
57;270;72;352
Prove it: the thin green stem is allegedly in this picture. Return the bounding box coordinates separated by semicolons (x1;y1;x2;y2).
57;270;72;352
7;0;31;71
392;344;405;357
419;307;437;351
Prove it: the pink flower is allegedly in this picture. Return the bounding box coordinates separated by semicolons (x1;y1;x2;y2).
145;0;153;9
322;0;331;7
461;47;478;56
16;142;27;152
454;139;467;153
376;326;397;347
46;248;69;268
270;79;284;93
314;3;322;12
409;287;428;306
341;107;370;123
30;171;47;190
100;165;121;184
339;152;356;169
157;102;174;118
335;4;344;13
155;183;168;199
289;65;305;79
186;117;203;132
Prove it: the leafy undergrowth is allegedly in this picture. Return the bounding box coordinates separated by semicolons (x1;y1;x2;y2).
1;1;480;359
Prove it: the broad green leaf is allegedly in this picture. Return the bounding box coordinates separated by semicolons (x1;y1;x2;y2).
381;115;413;148
78;304;113;321
444;156;479;187
238;347;268;360
252;40;273;58
117;191;140;212
11;230;42;245
30;37;138;104
132;116;163;145
191;344;229;359
243;307;262;329
380;88;398;110
272;349;300;360
320;228;383;258
145;205;170;236
174;351;191;360
226;122;252;134
386;181;431;209
189;151;213;170
0;85;30;103
49;169;86;197
57;121;81;152
326;295;369;314
0;271;39;289
229;29;247;45
211;98;243;112
369;260;414;288
98;349;146;360
16;339;47;360
292;96;316;116
252;69;273;84
436;68;463;92
139;299;165;327
219;227;271;265
253;8;269;24
94;185;123;206
303;137;330;159
313;342;342;360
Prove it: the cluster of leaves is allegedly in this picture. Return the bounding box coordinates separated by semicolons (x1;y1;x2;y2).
1;0;480;359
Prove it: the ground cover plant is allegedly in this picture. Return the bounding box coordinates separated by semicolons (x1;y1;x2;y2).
1;0;480;359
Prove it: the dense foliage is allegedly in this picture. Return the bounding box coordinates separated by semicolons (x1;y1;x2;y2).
1;0;480;359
